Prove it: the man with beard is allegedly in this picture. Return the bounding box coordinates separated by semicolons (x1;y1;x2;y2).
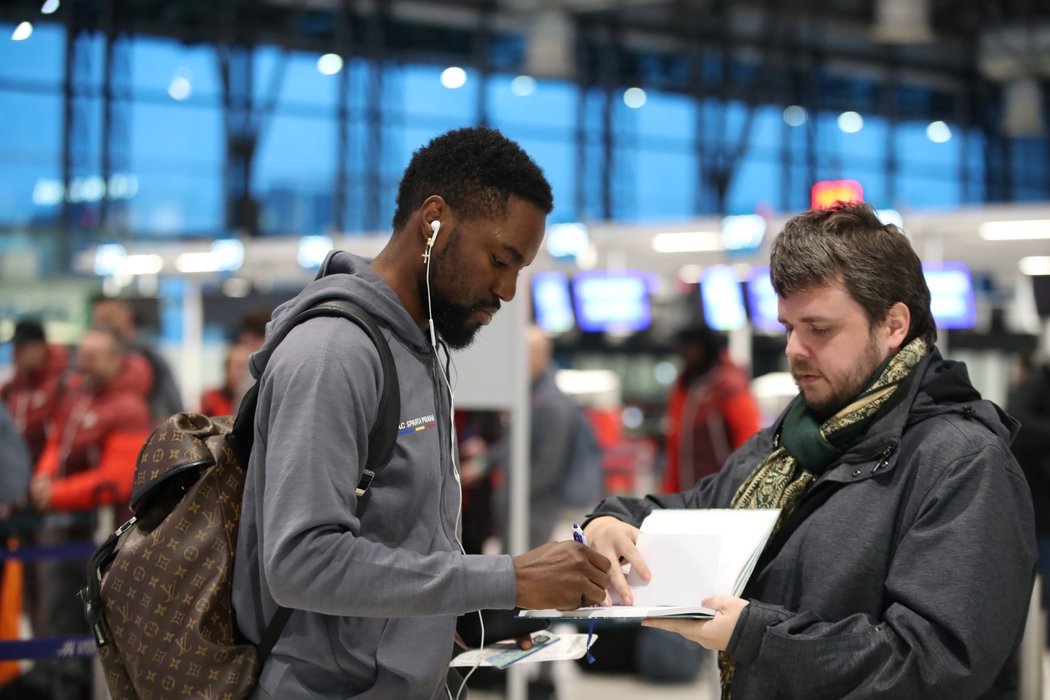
231;127;611;699
583;202;1035;699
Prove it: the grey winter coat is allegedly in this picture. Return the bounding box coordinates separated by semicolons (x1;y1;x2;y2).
589;349;1036;699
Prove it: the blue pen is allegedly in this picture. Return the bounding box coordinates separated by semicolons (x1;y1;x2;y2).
572;523;587;545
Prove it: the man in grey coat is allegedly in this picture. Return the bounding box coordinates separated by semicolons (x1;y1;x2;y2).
232;127;611;699
585;202;1035;699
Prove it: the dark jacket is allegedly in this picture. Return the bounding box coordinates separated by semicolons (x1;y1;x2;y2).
589;349;1036;700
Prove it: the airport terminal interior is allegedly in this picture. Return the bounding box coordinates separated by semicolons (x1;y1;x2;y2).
2;0;1050;698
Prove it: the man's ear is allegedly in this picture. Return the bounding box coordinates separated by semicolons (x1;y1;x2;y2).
884;301;910;350
419;195;447;245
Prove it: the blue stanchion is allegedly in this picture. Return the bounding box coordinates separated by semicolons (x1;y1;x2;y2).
0;635;96;661
0;542;96;562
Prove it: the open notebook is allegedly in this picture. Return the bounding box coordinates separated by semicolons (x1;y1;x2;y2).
520;508;781;620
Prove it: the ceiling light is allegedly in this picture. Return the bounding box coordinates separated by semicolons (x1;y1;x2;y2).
624;87;646;109
175;252;222;273
978;220;1050;241
511;75;536;96
926;121;952;143
783;105;807;126
440;66;467;89
317;53;343;76
1019;257;1050;276
11;22;33;41
837;111;864;133
168;74;191;101
651;231;722;253
40;0;59;14
119;254;164;276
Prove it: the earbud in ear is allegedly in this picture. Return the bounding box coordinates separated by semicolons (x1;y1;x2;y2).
423;220;441;264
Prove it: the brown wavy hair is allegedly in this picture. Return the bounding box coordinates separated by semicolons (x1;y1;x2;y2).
769;201;936;347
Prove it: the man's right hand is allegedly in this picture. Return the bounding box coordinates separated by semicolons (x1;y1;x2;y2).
583;516;651;606
513;541;611;610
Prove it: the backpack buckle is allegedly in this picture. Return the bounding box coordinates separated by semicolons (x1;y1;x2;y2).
355;469;376;498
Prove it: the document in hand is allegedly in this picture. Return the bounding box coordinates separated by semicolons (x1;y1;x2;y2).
519;508;781;620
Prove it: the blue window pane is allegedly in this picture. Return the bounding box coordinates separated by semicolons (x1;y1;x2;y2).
0;90;62;162
634;90;694;141
257;114;337;235
816;111;886;163
130;38;220;101
727;157;779;215
401;66;478;123
897;121;961;176
488;76;576;133
637;149;695;219
0;22;64;84
256;48;339;108
130;102;222;164
0;163;60;226
129;172;223;235
747;106;782;152
897;173;962;208
128;100;224;235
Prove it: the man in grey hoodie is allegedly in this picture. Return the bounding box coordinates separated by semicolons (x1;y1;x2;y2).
585;202;1036;699
232;127;611;699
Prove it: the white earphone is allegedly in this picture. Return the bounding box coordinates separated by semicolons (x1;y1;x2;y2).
423;220;441;263
424;219;442;346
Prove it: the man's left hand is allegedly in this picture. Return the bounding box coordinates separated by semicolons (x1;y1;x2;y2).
640;596;748;651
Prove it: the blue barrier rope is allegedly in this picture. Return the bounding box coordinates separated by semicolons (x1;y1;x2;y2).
0;635;96;661
0;542;96;562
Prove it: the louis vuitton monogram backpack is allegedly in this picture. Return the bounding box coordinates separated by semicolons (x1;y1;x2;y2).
79;299;400;700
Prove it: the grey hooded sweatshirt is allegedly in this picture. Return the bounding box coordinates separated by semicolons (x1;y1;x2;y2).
232;251;517;699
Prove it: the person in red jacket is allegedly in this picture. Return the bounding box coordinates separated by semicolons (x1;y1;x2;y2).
661;325;760;493
26;327;151;700
31;327;151;512
0;319;69;464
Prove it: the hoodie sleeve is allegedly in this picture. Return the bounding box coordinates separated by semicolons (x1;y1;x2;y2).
256;318;515;618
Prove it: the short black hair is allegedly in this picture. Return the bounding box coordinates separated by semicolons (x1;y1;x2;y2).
11;318;46;346
392;127;554;232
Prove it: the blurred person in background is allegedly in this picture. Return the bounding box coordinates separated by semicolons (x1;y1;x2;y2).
0;404;30;512
238;305;272;353
90;295;183;420
200;343;253;416
1007;352;1050;644
661;325;760;492
1;319;69;464
492;325;602;550
26;327;152;700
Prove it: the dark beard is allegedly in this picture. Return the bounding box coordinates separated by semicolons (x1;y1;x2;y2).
429;293;484;349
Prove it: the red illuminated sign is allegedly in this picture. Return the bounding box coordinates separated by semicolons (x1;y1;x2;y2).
810;179;864;210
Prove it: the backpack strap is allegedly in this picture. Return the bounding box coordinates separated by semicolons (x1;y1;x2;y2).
228;298;401;667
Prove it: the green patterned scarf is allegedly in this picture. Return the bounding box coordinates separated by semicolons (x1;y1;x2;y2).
718;337;928;699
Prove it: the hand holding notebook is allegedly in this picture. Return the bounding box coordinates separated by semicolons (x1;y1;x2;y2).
519;508;780;620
